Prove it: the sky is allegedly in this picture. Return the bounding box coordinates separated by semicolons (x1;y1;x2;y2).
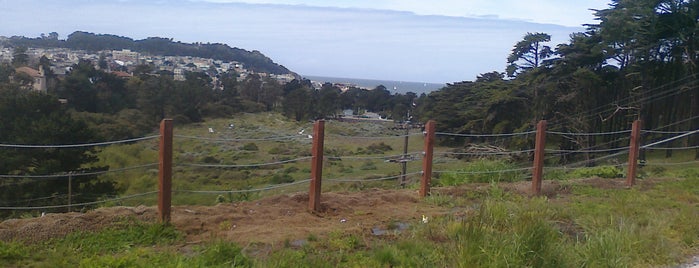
0;0;611;83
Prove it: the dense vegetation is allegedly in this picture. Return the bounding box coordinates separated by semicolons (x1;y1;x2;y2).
417;0;699;160
1;31;291;75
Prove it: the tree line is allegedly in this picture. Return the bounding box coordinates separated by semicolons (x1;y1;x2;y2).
415;0;699;160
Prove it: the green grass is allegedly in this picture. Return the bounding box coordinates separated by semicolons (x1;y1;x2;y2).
435;159;526;185
2;176;698;267
13;113;693;266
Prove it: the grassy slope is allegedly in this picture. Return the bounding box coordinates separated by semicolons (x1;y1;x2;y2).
0;177;697;267
2;113;697;266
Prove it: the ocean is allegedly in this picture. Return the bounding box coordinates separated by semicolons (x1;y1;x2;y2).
303;75;445;95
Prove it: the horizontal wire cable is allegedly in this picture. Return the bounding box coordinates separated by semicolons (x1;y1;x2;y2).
174;134;300;142
179;157;311;168
548;130;632;136
0;191;158;210
0;163;159;179
326;132;424;140
641;129;699;149
433;167;533;175
327;152;423;161
327;172;422;183
642;130;696;134
0;194;72;205
0;135;159;149
545;146;628;154
436;149;535;156
541;135;631;163
436;130;536;138
174;179;311;194
644;145;699;150
645;115;699;133
552;150;629;169
643;160;699;166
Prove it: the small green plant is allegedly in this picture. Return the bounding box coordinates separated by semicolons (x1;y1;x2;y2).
240;142;259;151
0;241;29;263
196;241;251;267
357;142;393;154
437;159;524;185
359;160;377;170
270;174;294;184
570;165;623;179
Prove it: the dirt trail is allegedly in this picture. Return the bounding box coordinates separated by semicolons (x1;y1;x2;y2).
0;188;447;246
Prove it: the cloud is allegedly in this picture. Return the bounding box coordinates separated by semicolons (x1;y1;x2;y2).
1;0;585;82
188;0;611;27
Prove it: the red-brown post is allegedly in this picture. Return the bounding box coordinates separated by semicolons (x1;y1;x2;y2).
626;120;642;186
532;120;547;195
309;120;325;212
158;119;173;223
420;120;436;198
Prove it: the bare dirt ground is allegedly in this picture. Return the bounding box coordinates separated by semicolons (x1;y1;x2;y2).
0;178;654;248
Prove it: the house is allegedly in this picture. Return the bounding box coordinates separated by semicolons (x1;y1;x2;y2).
14;66;47;92
111;71;132;79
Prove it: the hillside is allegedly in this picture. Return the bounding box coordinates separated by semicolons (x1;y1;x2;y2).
1;31;293;75
0;177;697;267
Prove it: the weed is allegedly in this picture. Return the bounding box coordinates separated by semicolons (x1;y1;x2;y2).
570;165;624;179
195;241;251;267
437;159;525;185
0;241;29;263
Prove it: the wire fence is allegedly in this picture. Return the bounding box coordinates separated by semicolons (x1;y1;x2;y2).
1;119;697;214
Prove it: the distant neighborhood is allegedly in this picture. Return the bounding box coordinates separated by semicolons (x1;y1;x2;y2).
0;46;297;92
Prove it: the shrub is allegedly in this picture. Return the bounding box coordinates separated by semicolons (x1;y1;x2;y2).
569;165;623;179
357;142;393;154
196;241;251;267
241;142;259;151
437;159;524;185
270;174;294;184
360;160;377;170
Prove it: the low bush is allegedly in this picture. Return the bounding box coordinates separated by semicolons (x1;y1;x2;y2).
437;159;525;185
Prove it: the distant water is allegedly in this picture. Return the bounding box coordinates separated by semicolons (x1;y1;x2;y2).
304;75;445;95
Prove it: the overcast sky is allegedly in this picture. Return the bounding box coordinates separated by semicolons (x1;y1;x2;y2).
0;0;611;83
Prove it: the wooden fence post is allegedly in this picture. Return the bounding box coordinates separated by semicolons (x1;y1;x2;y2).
420;120;435;198
158;119;173;223
67;172;72;212
532;120;547;195
309;120;325;212
626;120;642;186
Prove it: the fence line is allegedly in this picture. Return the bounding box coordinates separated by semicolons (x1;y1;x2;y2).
545;146;628;154
0;135;159;148
434;167;533;175
327;172;422;183
437;149;535;156
644;145;699;150
2;118;697;216
174;179;312;194
174;134;300;142
325;132;424;140
644;160;699;166
327;152;423;161
0;163;159;179
179;157;312;168
0;191;158;210
643;130;696;134
436;130;536;138
548;130;632;136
